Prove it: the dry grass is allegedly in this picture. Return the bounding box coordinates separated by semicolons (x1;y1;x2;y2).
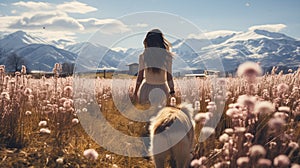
0;64;299;167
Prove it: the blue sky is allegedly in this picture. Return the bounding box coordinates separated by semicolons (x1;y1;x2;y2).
90;0;299;31
0;0;299;48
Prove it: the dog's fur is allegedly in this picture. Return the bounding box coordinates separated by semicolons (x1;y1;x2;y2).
149;103;195;168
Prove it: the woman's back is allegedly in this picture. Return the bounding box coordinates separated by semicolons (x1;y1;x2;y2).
139;52;172;85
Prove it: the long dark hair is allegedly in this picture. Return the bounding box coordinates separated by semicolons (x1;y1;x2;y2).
143;29;172;73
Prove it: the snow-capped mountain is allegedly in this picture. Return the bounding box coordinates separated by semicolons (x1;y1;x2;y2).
64;42;125;71
172;29;300;71
52;39;75;49
15;44;77;71
0;31;76;72
0;29;299;73
0;31;49;53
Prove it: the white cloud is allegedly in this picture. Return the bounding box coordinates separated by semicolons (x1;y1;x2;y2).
0;1;129;42
248;24;286;32
0;16;20;30
245;2;250;7
21;11;67;24
12;1;97;14
47;17;84;31
57;1;97;14
8;11;84;31
12;1;52;10
188;30;238;39
79;18;130;34
1;13;130;42
134;23;148;28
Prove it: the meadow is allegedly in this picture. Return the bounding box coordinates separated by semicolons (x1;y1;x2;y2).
0;63;299;168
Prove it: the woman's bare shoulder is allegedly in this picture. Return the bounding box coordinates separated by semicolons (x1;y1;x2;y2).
139;53;144;58
166;52;174;60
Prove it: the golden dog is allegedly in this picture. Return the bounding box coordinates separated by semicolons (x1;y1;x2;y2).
149;103;195;168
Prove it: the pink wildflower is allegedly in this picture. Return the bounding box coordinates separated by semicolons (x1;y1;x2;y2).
277;83;289;93
38;120;47;127
83;149;99;160
72;118;79;124
219;133;229;142
237;95;256;110
278;106;290;113
40;128;51;134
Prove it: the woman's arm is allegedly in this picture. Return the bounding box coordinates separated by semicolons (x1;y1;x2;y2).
166;55;175;95
167;72;175;94
134;69;144;95
134;55;145;96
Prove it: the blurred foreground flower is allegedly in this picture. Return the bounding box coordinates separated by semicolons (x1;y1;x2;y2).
237;62;262;83
254;101;275;114
274;154;290;167
249;145;266;158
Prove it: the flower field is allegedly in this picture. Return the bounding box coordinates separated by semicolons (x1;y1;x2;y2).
0;63;299;168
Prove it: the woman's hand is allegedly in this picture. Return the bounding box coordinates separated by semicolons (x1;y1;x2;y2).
169;90;175;97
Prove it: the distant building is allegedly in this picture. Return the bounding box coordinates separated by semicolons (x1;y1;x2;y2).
205;70;220;76
184;69;220;78
185;73;207;78
127;63;139;76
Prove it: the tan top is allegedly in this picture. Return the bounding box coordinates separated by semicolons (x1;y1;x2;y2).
139;54;172;85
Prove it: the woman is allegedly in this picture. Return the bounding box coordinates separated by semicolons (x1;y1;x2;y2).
133;29;175;105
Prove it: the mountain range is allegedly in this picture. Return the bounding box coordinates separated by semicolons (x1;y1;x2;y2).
0;29;299;73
